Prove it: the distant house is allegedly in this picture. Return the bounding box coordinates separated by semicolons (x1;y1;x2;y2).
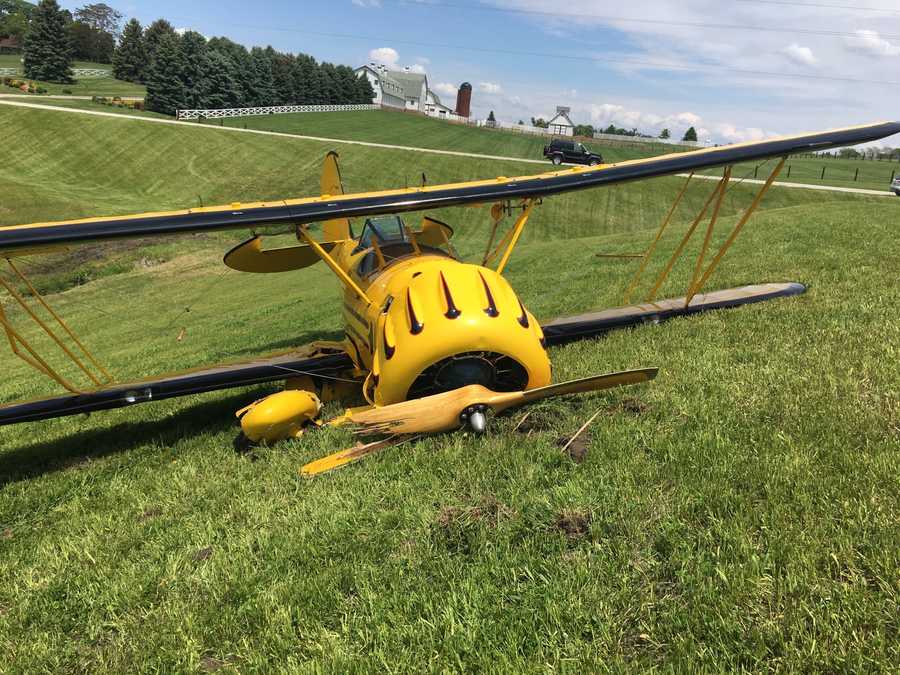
0;37;21;54
424;90;454;118
547;106;575;136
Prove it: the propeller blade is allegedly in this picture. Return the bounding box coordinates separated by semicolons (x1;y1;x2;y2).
300;434;417;477
348;367;658;436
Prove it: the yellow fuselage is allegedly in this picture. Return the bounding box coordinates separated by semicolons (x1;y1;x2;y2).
333;242;551;406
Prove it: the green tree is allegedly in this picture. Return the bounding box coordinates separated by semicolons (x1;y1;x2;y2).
659;128;670;139
144;32;186;115
682;126;698;142
23;0;73;83
113;17;145;82
68;19;114;62
178;30;207;109
355;70;375;104
531;117;548;128
143;18;174;62
250;46;276;106
73;3;121;38
0;0;34;45
574;124;595;137
201;50;240;109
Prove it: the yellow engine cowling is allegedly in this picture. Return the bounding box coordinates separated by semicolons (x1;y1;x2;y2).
236;389;322;443
363;257;551;406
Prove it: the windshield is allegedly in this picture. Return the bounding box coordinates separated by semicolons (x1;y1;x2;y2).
357;215;407;249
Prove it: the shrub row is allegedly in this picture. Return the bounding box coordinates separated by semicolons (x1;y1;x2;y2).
91;95;145;110
1;77;47;94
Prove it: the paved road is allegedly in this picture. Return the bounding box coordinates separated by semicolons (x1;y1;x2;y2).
2;98;896;198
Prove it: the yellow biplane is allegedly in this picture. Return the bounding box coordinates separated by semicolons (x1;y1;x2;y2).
1;121;897;475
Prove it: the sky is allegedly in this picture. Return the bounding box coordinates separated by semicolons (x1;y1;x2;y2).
60;0;900;144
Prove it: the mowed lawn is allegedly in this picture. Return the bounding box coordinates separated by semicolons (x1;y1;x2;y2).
0;105;898;671
0;55;146;98
698;155;899;193
219;109;687;163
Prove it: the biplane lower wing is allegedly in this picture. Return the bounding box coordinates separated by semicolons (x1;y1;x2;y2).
0;350;354;426
541;282;806;346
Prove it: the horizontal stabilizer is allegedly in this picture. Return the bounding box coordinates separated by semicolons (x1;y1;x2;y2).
223;236;339;273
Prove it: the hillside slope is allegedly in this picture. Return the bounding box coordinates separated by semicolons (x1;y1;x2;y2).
0;104;897;671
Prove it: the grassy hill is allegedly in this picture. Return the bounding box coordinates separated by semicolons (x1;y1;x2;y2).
0;104;898;671
219;108;687;163
0;54;145;97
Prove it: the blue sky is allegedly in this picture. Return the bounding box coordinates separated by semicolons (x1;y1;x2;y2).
61;0;900;144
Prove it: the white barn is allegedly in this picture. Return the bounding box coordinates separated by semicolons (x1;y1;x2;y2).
547;106;575;136
354;64;406;109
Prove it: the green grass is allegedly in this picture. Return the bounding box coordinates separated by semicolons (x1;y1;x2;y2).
700;156;899;193
220;109;689;163
0;55;145;97
1;104;898;671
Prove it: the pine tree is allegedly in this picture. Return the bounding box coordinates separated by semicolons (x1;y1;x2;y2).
178;30;208;109
201;50;240;109
355;70;375;104
248;48;274;106
144;32;186;115
682;126;698;142
659;128;670;139
23;0;73;83
113;18;146;82
143;18;174;63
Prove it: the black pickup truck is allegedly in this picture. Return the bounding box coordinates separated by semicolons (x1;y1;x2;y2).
543;139;603;166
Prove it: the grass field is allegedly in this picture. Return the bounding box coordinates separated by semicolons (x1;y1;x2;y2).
225;109;899;191
219;109;688;163
1;104;898;671
699;155;899;193
0;55;146;98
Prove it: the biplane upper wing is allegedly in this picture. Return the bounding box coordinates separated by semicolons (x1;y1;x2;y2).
0;349;354;426
1;121;898;254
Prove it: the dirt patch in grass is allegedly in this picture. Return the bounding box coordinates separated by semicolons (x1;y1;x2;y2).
200;654;239;672
433;495;515;554
555;509;592;540
1;527;12;540
138;507;161;522
193;546;214;562
609;397;650;415
555;435;589;463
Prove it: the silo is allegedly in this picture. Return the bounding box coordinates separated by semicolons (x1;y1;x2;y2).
455;82;472;118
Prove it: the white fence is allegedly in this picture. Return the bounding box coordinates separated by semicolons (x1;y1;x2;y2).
592;131;705;148
1;67;111;78
177;103;378;120
73;68;112;78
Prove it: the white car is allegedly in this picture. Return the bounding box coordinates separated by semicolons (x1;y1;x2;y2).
893;176;900;196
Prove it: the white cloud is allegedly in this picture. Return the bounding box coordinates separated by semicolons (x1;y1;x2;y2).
352;0;381;7
478;81;503;94
846;30;900;58
369;47;399;66
473;0;900;142
409;63;427;74
434;82;458;96
782;43;817;67
416;56;431;65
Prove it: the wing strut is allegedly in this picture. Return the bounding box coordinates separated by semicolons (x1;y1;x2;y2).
624;158;786;305
0;259;113;393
